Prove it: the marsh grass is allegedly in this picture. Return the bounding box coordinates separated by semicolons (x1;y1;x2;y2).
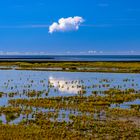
0;66;139;139
1;61;140;73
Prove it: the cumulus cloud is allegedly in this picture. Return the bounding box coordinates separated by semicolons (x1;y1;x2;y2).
49;16;84;33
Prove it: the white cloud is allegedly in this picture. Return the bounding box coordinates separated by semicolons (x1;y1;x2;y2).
49;16;84;33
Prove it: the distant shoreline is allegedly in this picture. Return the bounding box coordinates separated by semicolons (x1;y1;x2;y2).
0;55;140;62
0;60;140;62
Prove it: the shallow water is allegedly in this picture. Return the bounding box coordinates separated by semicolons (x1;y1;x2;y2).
0;70;139;105
0;70;139;124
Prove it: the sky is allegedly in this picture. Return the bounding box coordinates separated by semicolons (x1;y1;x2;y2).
0;0;140;54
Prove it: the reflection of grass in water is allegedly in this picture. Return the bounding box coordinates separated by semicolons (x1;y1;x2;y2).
7;88;140;126
131;104;140;110
26;90;44;97
0;92;3;98
0;89;140;139
5;112;20;123
0;68;139;138
9;90;140;112
0;106;33;124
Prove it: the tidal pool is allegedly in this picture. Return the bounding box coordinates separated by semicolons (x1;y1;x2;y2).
0;70;139;124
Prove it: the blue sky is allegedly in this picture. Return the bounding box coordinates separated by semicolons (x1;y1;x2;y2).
0;0;140;54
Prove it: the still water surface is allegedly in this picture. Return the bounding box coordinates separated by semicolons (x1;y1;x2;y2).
0;70;139;124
